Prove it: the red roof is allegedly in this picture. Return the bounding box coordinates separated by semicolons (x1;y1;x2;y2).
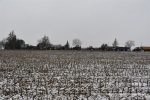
141;46;150;51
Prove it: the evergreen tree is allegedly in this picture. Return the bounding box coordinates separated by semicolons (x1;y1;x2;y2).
64;41;70;49
5;31;17;49
112;38;119;47
4;31;25;50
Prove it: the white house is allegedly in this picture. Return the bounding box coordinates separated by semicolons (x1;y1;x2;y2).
0;44;4;50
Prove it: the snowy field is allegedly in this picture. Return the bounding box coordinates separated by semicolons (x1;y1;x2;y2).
0;51;150;100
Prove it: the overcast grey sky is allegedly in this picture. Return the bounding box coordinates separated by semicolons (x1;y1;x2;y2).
0;0;150;47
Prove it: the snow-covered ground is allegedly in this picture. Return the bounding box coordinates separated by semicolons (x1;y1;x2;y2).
0;51;150;100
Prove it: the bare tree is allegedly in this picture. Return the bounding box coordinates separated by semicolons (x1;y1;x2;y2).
125;40;135;48
112;38;119;47
37;35;51;50
72;39;82;47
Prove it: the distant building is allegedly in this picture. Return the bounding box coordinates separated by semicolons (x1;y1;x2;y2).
51;44;62;50
115;47;130;51
133;47;142;51
103;46;130;51
86;46;95;51
141;46;150;51
72;46;81;50
26;45;37;50
0;44;4;50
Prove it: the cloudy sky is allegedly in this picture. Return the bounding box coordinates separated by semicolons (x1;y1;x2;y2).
0;0;150;47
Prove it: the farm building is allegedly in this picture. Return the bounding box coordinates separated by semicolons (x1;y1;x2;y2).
51;44;63;50
0;44;4;50
141;46;150;51
115;47;130;51
104;46;130;51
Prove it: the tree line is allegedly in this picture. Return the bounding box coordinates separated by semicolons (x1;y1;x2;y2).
0;31;136;51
